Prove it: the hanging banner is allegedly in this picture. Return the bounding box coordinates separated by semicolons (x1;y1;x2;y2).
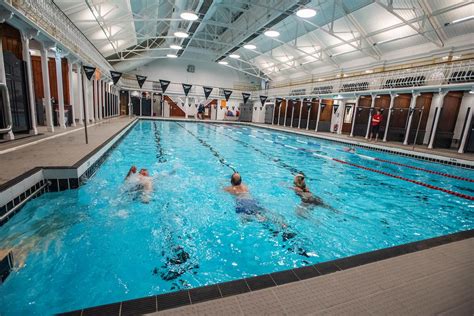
160;79;171;94
223;89;233;101
260;95;268;106
182;84;192;96
203;86;213;100
136;75;147;88
242;92;251;104
110;71;122;85
83;66;96;81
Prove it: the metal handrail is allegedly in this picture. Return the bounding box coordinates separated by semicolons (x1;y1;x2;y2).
0;83;12;134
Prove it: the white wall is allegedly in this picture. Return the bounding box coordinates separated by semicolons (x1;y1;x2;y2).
137;58;258;89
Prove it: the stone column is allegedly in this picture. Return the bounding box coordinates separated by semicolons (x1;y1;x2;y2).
20;30;38;134
383;93;397;142
77;64;84;125
365;94;377;139
98;80;102;120
277;102;281;125
428;92;447;149
67;60;76;126
283;100;288;127
403;92;420;145
139;92;143;116
54;51;66;128
315;100;322;132
82;67;90;123
350;95;360;137
290;101;295;127
128;91;132;116
298;102;303;128
40;43;54;132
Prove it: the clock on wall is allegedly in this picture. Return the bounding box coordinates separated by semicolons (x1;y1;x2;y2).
187;65;195;73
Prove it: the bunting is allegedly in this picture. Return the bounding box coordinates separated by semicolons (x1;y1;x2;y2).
260;95;268;106
83;66;96;81
223;89;233;101
160;80;171;94
203;86;213;99
182;84;192;96
110;71;122;85
136;75;147;88
242;93;251;104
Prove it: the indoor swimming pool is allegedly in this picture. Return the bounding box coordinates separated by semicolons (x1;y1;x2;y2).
0;120;473;315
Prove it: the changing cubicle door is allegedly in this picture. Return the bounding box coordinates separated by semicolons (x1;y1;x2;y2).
464;114;474;153
240;103;253;122
264;104;273;123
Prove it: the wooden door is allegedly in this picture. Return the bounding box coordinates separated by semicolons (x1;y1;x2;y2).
434;92;462;148
342;103;355;133
3;51;30;133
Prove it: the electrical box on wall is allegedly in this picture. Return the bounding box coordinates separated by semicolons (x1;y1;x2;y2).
187;65;195;73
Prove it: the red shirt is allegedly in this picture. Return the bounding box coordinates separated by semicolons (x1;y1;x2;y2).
371;113;382;126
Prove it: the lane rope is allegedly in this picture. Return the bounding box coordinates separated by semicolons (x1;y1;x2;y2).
222;124;474;201
230;125;474;183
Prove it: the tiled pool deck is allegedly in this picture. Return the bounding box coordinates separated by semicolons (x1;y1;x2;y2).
147;237;473;316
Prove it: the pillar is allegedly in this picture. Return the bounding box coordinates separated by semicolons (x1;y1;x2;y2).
337;101;345;134
283;100;288;127
315;100;322;132
290;102;295;127
40;44;54;132
428;92;447;149
67;60;76;126
128;90;132;117
271;102;275;125
365;94;377;139
350;96;360;137
298;102;303;128
76;64;84;125
277;102;281;125
82;66;90;123
306;102;311;130
98;80;103;120
20;30;38;135
93;79;99;121
383;93;397;142
54;52;66;128
139;91;143;116
403;92;420;145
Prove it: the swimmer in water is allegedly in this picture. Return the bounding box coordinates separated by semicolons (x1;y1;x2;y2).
292;173;338;217
224;172;285;226
124;166;153;203
224;172;314;258
343;147;356;153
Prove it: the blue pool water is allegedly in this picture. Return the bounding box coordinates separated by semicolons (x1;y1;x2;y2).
0;120;473;315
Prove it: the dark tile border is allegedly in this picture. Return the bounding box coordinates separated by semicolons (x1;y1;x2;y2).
59;229;473;316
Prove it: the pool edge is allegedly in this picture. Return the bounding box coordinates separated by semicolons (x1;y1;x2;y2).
57;229;474;316
0;118;139;226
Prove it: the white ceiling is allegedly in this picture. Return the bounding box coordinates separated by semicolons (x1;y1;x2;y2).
54;0;474;82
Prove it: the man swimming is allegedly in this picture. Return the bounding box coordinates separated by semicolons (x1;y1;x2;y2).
124;166;153;203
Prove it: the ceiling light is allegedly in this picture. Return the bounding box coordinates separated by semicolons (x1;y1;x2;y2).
264;30;280;37
174;31;189;38
442;56;449;60
244;44;256;50
229;54;240;59
170;44;182;50
445;15;474;26
469;89;474;94
180;11;199;21
167;54;178;58
218;61;228;65
452;55;461;60
296;8;317;18
365;69;374;73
